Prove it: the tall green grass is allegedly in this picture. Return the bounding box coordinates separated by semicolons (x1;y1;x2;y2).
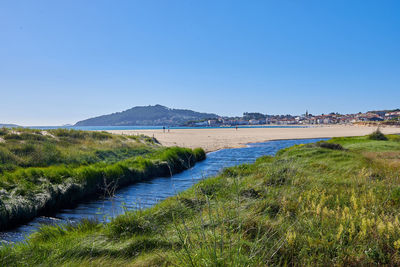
0;128;157;172
0;128;206;230
2;134;400;266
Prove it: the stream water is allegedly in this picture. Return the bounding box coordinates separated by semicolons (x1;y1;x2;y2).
0;138;326;244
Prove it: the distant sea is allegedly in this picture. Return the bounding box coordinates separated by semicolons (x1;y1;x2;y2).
27;125;310;131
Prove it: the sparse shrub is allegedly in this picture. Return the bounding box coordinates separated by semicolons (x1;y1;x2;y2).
0;127;8;136
3;133;22;140
317;142;344;150
369;129;388;141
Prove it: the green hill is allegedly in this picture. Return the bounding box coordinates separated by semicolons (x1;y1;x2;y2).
75;105;218;126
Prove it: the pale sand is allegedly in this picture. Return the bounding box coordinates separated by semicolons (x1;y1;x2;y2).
107;126;400;152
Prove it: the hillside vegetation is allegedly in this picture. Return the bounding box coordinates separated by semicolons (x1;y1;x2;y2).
75;105;218;126
0;128;205;230
2;133;400;266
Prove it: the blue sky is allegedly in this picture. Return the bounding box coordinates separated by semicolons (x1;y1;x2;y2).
1;0;399;125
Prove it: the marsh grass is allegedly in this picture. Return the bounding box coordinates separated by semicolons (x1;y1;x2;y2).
0;127;162;176
0;128;205;230
2;134;400;265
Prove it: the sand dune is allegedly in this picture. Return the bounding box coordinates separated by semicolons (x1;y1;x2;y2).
108;125;400;152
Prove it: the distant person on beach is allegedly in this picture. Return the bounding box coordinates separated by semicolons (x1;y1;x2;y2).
163;126;165;133
236;126;238;131
168;127;170;132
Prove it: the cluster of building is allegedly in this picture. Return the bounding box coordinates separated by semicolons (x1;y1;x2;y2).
189;110;400;127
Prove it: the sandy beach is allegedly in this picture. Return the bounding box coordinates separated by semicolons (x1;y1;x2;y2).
108;125;400;152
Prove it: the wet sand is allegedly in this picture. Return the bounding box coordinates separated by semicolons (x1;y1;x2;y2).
108;125;400;152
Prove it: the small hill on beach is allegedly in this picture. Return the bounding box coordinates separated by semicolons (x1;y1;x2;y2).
75;104;218;126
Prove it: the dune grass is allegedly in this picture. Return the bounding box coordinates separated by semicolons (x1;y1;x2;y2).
2;133;400;266
0;128;205;230
0;127;159;173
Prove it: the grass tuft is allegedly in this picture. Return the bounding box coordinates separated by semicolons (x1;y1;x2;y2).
369;128;388;141
317;141;344;150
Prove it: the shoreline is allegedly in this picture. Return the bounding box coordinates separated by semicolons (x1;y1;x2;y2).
107;125;400;152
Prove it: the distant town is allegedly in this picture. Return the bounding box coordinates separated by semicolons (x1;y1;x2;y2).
5;105;399;128
185;109;400;127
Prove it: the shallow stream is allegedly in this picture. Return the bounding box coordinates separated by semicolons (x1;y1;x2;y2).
0;138;326;244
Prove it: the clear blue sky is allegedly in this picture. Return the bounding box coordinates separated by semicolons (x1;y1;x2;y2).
1;0;399;125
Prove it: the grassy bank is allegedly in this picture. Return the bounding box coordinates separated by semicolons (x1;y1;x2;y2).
2;133;400;265
0;127;157;172
0;128;205;230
